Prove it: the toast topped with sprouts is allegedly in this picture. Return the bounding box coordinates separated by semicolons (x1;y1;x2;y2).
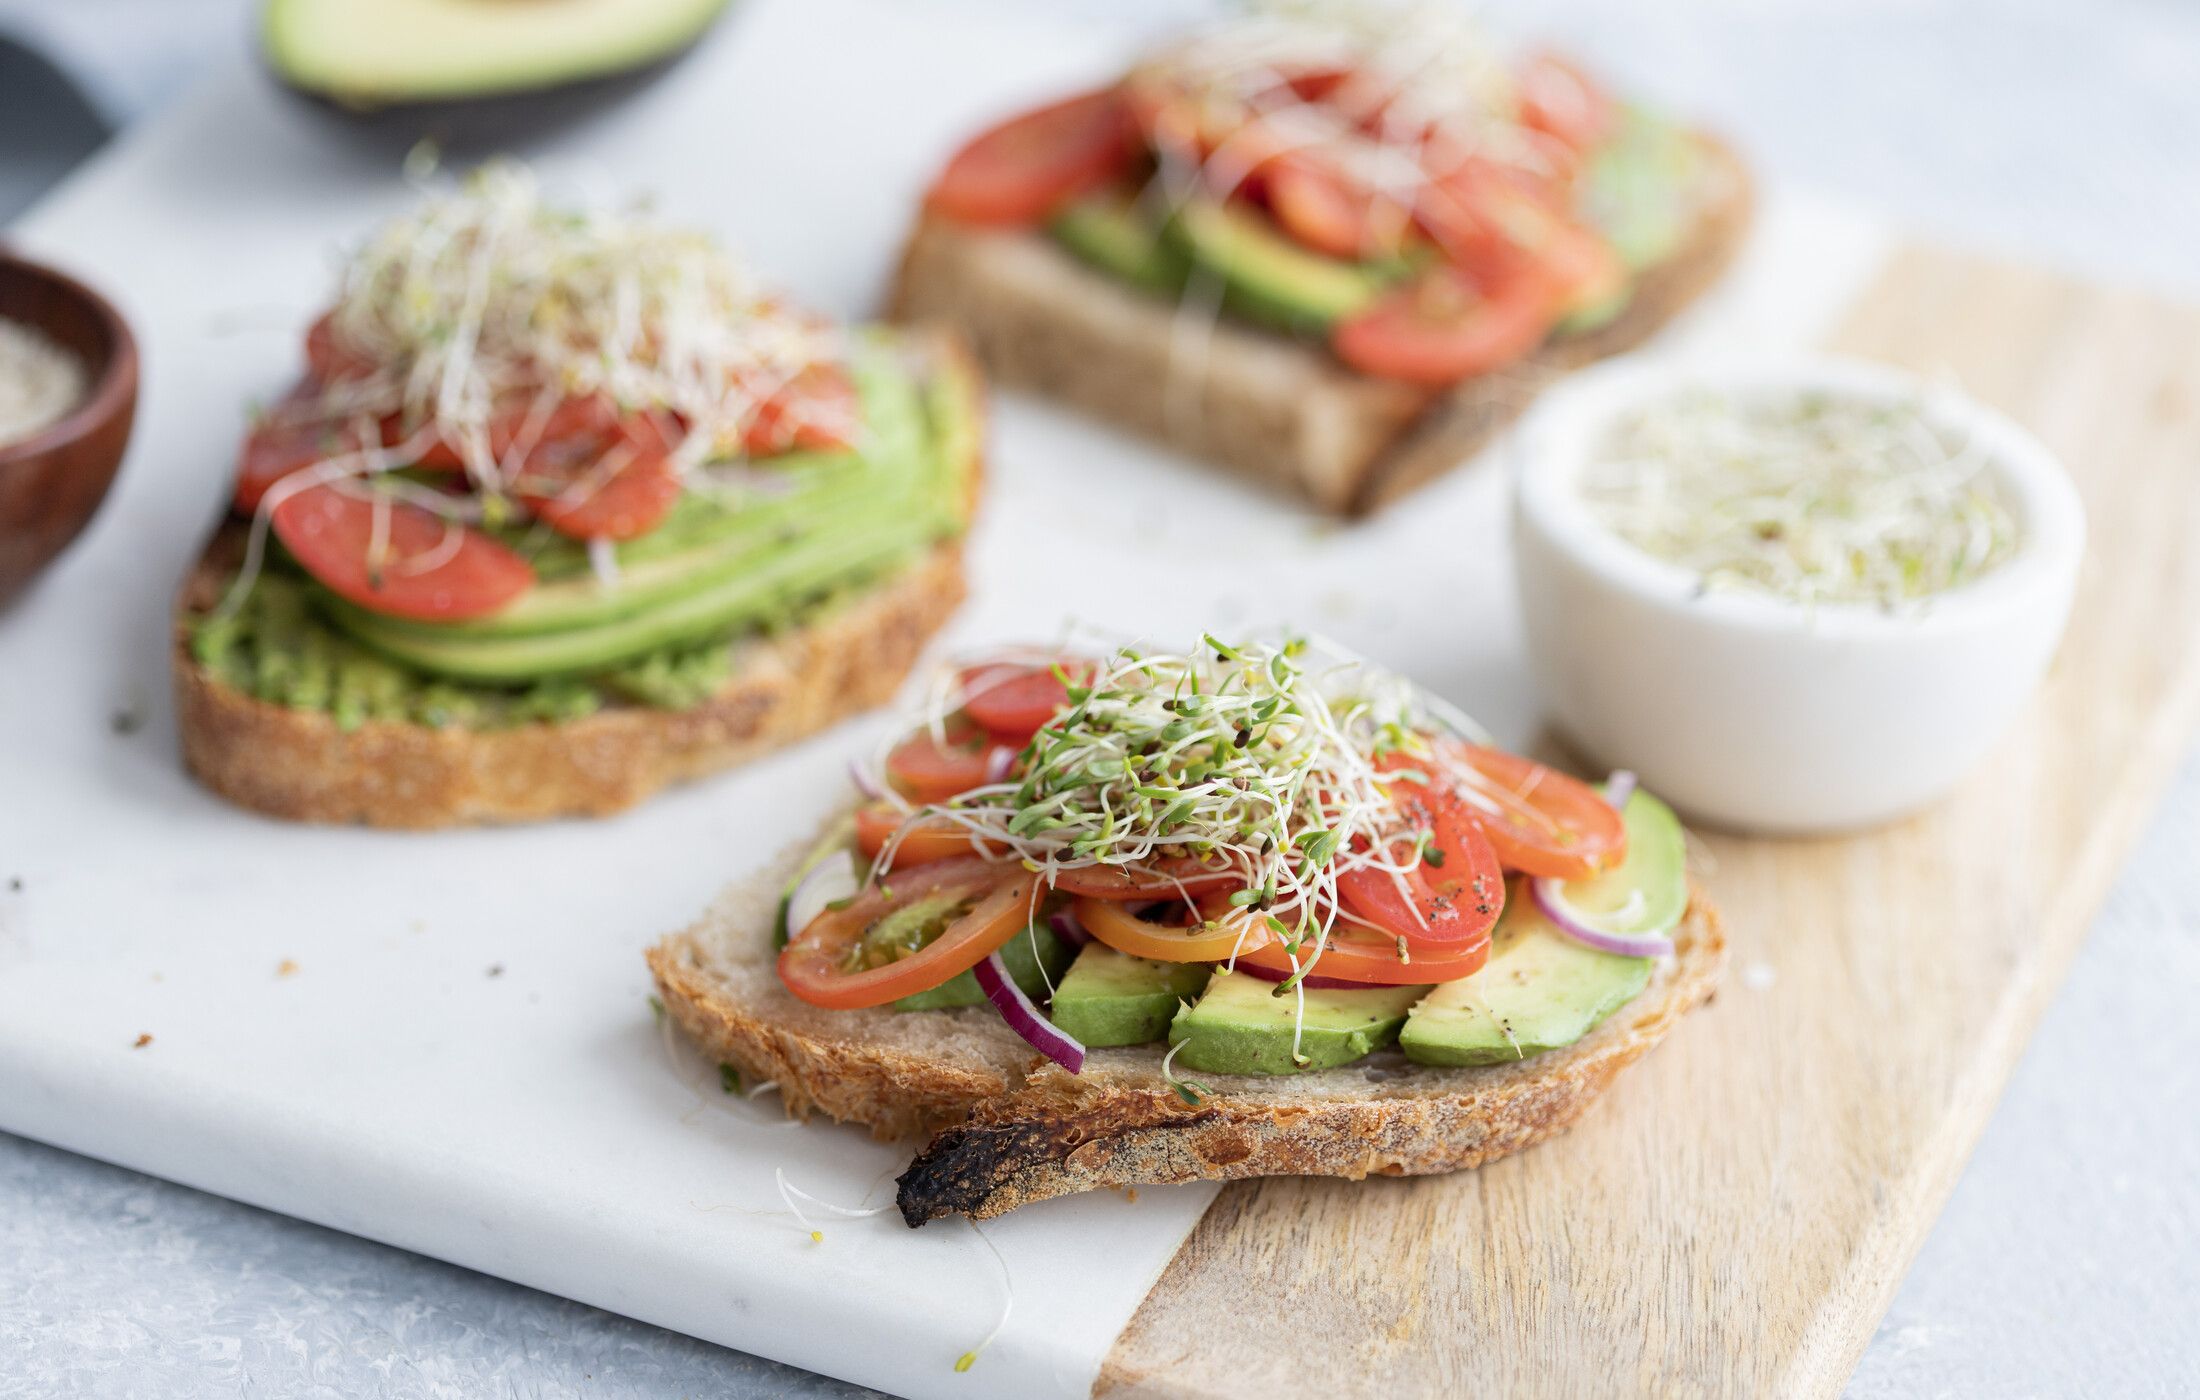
891;5;1752;515
172;162;983;827
649;637;1724;1221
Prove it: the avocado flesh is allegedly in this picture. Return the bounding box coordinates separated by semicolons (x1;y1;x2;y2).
1557;107;1704;336
1050;943;1213;1048
263;0;731;109
1050;195;1194;297
894;917;1075;1012
190;336;972;725
1165;198;1406;335
1168;970;1429;1076
1398;789;1685;1066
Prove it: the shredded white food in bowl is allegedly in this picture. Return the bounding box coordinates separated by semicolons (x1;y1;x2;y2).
0;317;89;448
1579;387;2021;609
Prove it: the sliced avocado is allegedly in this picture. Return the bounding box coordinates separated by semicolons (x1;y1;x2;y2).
1576;107;1702;274
1166;198;1402;334
1051;195;1193;298
1168;969;1429;1076
893;917;1075;1012
1050;943;1212;1048
1399;789;1685;1066
263;0;731;112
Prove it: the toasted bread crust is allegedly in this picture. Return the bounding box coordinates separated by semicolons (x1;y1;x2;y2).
646;827;1726;1222
173;334;984;829
888;132;1752;515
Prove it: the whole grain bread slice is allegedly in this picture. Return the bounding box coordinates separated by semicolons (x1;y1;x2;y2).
647;826;1726;1223
887;131;1752;515
173;333;984;829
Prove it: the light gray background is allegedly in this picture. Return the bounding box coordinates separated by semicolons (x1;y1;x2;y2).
2;2;2195;1397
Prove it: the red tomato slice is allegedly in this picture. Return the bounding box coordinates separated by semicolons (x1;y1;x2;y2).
927;88;1139;227
235;388;373;513
885;725;1016;803
1331;261;1559;385
1418;741;1627;880
512;413;683;541
271;484;534;622
1231;913;1490;985
1048;858;1242;902
399;394;621;473
959;660;1088;740
779;858;1041;1010
304;312;379;384
1265;155;1417;262
1075;896;1271;963
854;803;982;868
1336;781;1505;952
1517;53;1616;156
745;363;861;456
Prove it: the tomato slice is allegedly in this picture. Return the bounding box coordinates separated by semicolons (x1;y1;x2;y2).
854;803;982;868
1049;858;1242;902
1418;741;1628;880
512;412;683;541
745;363;861;456
235;388;374;513
1332;261;1558;385
305;312;380;384
960;660;1087;741
1265;155;1417;262
1516;53;1616;156
779;858;1041;1010
885;724;1016;803
1074;896;1274;963
271;484;534;622
1335;788;1504;952
1233;913;1490;985
927;88;1139;227
398;394;621;473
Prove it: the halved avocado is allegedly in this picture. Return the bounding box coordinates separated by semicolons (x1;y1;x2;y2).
263;0;732;118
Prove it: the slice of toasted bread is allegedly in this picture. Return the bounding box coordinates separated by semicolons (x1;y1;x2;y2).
647;825;1727;1223
173;334;984;829
888;132;1752;516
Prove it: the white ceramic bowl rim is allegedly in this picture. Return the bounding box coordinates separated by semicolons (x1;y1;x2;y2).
1511;353;2088;639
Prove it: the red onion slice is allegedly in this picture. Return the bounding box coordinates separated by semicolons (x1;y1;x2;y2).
982;744;1016;784
1048;906;1090;948
974;952;1085;1074
1530;876;1674;958
1233;959;1389;992
847;759;885;801
1603;769;1638;811
785;851;858;939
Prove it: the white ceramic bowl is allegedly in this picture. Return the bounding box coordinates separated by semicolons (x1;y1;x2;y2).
1510;354;2085;834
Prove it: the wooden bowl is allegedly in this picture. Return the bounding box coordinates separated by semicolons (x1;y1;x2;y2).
0;250;138;609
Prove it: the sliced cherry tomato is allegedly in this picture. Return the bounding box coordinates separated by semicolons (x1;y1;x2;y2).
400;394;621;472
927;88;1139;227
959;660;1088;741
885;724;1015;803
745;363;861;456
1335;786;1504;952
1049;857;1242;902
779;858;1041;1010
304;312;380;384
235;387;372;512
271;484;534;622
512;412;683;541
1232;913;1490;985
854;803;982;868
1265;155;1417;262
1332;261;1559;385
1074;895;1274;963
1516;53;1616;156
1415;741;1627;880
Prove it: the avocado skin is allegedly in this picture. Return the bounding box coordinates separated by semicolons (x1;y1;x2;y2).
1398;790;1683;1066
1050;943;1213;1048
1168;970;1429;1076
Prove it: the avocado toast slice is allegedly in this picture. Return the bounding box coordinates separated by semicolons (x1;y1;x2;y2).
647;641;1726;1223
173;329;984;827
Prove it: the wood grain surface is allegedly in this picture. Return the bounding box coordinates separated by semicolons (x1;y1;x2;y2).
1092;247;2200;1399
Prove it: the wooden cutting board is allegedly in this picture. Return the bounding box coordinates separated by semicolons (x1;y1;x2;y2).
1092;247;2200;1399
